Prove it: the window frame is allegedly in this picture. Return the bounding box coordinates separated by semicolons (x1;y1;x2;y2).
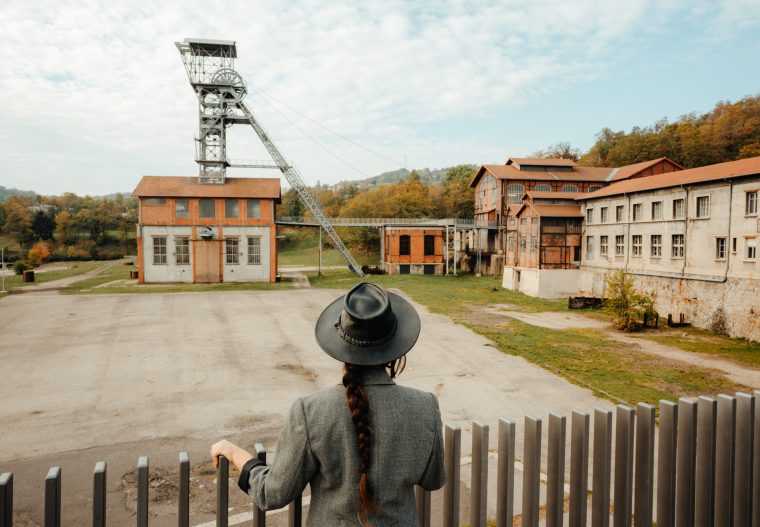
616;205;624;222
175;199;189;218
144;198;166;206
651;235;662;257
225;199;239;219
247;199;262;219
632;203;642;222
175;236;190;265
152;236;167;265
399;235;411;256
651;201;662;220
247;236;261;265
696;196;710;218
199;199;216;219
225;237;240;265
632;235;643;257
671;234;685;258
506;183;525;205
600;207;608;223
746;191;758;216
561;184;579;193
423;235;435;256
600;235;608;256
615;235;625;256
586;208;593;224
745;237;757;261
534;184;552;192
673;198;685;219
586;236;594;259
715;237;727;261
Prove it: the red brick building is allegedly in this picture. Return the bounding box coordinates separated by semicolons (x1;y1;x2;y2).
381;227;445;275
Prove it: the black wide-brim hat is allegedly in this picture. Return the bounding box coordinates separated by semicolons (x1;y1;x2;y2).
315;282;421;366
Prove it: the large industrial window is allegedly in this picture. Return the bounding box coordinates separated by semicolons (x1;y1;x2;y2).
586;208;593;224
616;205;624;222
562;185;578;193
175;237;190;265
153;237;167;265
600;207;608;223
672;234;684;258
746;238;757;261
600;236;608;256
715;238;727;260
696;196;710;218
507;184;525;205
247;237;261;264
175;199;189;218
145;198;166;205
651;235;662;257
632;203;642;221
615;235;625;256
535;184;551;192
632;235;642;256
225;199;239;218
673;199;685;219
746;192;758;215
424;235;435;256
651;201;662;220
247;199;261;219
399;235;411;256
586;236;594;259
225;238;239;264
199;199;216;218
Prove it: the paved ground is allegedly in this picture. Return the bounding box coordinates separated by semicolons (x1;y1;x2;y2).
0;289;611;525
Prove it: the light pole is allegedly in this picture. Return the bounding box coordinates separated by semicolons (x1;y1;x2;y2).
1;246;7;294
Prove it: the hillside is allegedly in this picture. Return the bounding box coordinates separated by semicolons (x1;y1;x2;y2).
334;166;476;189
0;185;37;202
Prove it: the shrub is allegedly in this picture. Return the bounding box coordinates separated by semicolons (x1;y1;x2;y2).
710;306;729;336
65;245;91;260
604;270;658;332
13;260;32;275
27;241;51;267
96;252;124;261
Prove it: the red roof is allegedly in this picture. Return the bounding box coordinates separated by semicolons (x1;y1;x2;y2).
608;157;684;182
524;191;588;200
508;157;578;167
133;176;281;202
515;202;583;218
581;157;760;200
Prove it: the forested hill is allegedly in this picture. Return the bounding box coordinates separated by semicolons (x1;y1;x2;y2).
578;94;760;168
335;166;475;188
0;185;37;202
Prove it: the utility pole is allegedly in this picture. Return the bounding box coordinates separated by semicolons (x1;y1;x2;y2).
1;247;7;294
318;227;322;277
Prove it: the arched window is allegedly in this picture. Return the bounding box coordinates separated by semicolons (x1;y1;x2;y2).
507;183;525;204
535;184;552;192
562;185;579;193
588;185;602;192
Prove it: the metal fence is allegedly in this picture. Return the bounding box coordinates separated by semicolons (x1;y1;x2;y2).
1;391;759;526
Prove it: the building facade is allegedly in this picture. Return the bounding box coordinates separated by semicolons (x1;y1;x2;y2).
381;227;445;275
132;176;281;283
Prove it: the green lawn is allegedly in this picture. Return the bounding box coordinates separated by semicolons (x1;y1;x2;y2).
0;260;111;297
279;246;380;268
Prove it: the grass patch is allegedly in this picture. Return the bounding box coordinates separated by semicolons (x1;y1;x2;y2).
0;260;108;297
279;246;380;267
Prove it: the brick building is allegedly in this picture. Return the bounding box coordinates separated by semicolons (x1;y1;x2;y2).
381;227;445;275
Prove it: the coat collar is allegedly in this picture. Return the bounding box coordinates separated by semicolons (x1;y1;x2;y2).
359;367;396;386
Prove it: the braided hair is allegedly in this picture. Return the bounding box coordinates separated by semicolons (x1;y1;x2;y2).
342;357;406;526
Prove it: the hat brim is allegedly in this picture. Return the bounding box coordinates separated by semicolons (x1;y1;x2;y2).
315;290;421;366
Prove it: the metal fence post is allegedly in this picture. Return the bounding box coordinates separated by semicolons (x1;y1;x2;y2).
44;467;61;527
470;421;489;527
217;455;229;527
443;424;461;527
179;452;190;527
733;393;754;527
613;405;635;527
633;404;655;527
592;409;612;527
522;415;542;527
93;462;106;527
676;398;697;527
715;395;736;527
496;419;515;527
415;486;431;527
252;444;266;527
0;473;12;527
569;411;589;527
546;413;566;527
137;456;149;527
657;400;678;527
695;396;717;527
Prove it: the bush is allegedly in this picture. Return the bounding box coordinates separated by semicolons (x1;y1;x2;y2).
65;245;91;260
96;252;124;260
13;260;32;275
604;270;658;332
710;306;729;336
27;241;51;267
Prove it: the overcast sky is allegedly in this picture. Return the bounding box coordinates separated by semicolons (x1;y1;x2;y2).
1;0;759;195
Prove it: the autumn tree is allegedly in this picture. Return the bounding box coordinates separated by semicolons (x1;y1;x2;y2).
442;165;475;218
3;197;34;246
531;142;581;161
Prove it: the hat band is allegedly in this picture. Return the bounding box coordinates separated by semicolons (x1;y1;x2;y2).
334;313;398;348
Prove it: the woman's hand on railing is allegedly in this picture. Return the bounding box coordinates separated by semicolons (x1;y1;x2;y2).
210;439;254;471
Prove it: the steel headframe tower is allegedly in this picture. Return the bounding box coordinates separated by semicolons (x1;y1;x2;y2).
175;38;364;276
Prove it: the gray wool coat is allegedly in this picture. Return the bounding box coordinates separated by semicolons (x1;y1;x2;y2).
245;368;446;526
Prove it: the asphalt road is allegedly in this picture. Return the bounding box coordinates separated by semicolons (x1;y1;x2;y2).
0;289;611;525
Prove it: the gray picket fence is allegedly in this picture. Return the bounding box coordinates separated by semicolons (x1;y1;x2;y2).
1;391;759;527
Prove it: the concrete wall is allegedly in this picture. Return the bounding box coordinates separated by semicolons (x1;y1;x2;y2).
221;226;272;282
141;226;194;283
502;266;581;299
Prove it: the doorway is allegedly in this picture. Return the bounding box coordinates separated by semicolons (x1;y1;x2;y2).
194;240;221;283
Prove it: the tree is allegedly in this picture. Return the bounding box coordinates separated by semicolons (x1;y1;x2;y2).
279;188;305;219
54;211;76;244
31;211;56;241
604;270;658;332
442;165;475;218
531;142;581;161
3;197;34;246
27;241;51;267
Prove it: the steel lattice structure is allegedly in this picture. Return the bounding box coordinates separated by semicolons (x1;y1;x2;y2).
175;38;363;276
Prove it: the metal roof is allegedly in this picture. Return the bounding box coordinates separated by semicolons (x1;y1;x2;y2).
183;38;237;57
132;176;280;201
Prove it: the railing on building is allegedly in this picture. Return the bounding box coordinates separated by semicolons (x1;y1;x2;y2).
276;216;498;229
2;390;758;526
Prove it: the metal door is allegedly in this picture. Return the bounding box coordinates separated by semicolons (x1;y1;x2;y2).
194;240;221;283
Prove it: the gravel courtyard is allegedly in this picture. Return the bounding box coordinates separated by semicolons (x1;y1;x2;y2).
0;289;611;525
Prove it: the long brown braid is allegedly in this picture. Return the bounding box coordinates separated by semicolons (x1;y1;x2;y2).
342;357;406;525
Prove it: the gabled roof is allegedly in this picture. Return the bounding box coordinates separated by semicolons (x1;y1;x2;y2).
515;201;583;218
133;176;281;202
507;157;578;168
581;156;760;200
607;157;684;182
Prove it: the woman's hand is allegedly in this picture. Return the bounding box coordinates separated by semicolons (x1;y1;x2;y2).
210;439;254;471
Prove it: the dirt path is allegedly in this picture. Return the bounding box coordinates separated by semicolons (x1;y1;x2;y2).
15;261;118;293
489;307;760;388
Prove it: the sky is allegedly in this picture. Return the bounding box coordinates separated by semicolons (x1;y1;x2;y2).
1;0;759;196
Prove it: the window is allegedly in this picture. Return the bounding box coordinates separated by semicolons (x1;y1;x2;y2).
672;234;684;258
616;205;624;222
651;235;662;257
651;201;662;220
175;237;189;265
520;236;527;251
507;184;525;205
199;199;215;218
586;236;594;259
508;218;516;228
588;185;602;192
399;235;410;256
747;192;758;215
600;207;608;223
247;237;261;264
225;199;239;218
733;237;737;253
153;237;167;265
530;217;538;225
696;196;710;218
145;198;166;205
673;199;685;219
716;238;727;260
530;236;538;253
746;238;757;261
632;235;642;256
615;235;625;256
535;184;552;192
586;208;594;224
424;235;435;256
632;203;642;221
174;199;189;218
600;235;608;256
247;199;261;219
508;235;515;252
562;185;579;192
520;218;527;226
225;238;239;264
